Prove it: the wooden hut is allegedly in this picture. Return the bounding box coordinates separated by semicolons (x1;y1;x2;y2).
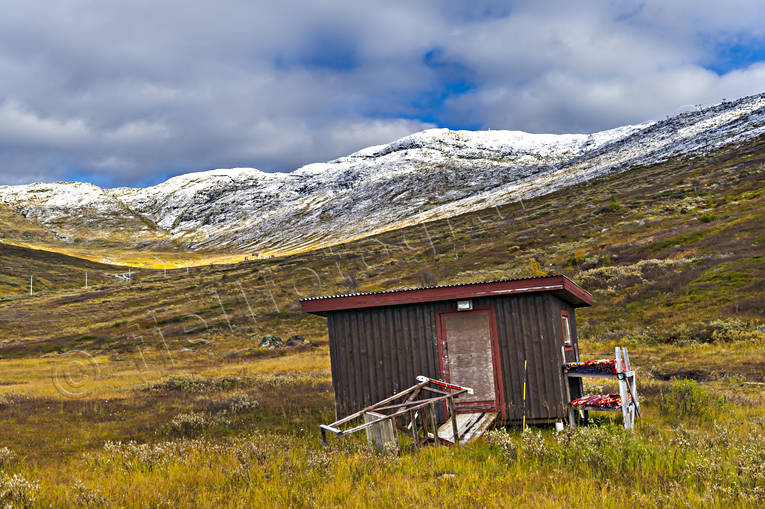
301;275;592;424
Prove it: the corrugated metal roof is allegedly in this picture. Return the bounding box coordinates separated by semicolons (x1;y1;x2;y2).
300;274;575;302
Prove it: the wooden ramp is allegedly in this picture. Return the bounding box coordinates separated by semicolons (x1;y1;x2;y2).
436;412;498;444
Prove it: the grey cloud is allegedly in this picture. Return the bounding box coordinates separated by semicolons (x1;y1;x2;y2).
437;2;765;132
0;1;763;185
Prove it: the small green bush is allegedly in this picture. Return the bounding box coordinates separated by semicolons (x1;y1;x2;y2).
659;379;727;420
524;258;548;277
698;212;717;223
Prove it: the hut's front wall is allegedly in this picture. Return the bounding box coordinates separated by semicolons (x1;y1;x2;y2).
326;294;582;422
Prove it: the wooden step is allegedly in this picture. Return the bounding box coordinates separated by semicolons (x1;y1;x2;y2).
436;412;498;444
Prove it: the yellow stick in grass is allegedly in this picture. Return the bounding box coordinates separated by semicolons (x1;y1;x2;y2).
522;359;527;430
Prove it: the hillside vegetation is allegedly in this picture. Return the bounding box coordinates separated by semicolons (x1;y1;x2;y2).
0;243;125;297
0;136;762;507
0;92;762;263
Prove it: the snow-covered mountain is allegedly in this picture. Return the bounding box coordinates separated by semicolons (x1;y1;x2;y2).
1;92;764;258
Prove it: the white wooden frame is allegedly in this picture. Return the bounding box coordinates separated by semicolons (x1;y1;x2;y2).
565;346;640;429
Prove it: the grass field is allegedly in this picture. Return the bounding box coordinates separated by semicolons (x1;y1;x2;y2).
0;137;762;507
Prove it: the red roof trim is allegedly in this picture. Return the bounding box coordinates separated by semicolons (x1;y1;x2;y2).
300;275;592;313
562;277;594;307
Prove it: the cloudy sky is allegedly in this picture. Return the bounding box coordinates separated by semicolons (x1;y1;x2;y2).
0;1;763;187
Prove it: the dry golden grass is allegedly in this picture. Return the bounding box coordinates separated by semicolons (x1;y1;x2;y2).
0;137;762;506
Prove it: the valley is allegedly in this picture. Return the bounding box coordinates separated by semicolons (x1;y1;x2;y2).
0;130;762;506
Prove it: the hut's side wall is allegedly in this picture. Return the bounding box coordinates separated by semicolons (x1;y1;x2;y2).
491;293;571;422
327;303;444;417
554;295;584;403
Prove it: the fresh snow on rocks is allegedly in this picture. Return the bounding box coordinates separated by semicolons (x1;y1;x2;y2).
0;92;763;256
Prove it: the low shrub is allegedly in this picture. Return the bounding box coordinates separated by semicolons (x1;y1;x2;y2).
0;473;41;508
598;319;764;346
69;480;107;507
141;375;245;393
168;412;211;435
576;258;697;292
655;319;763;345
484;429;517;460
658;379;727;420
609;194;621;211
520;429;549;460
0;447;15;469
208;394;260;425
100;439;222;472
524;258;548;277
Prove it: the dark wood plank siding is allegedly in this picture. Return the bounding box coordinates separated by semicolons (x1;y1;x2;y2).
326;312;341;419
490;294;569;422
550;295;584;403
327;303;442;416
326;294;576;422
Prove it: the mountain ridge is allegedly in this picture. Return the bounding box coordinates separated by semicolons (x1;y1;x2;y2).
0;92;763;263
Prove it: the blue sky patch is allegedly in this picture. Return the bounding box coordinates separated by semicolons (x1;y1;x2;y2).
703;36;765;74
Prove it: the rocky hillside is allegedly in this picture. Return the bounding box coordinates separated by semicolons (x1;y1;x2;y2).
0;92;763;260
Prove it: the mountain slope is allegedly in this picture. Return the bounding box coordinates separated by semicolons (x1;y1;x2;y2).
0;92;763;263
0;242;121;296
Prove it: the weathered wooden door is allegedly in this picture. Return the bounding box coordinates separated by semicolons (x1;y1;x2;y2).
438;309;502;413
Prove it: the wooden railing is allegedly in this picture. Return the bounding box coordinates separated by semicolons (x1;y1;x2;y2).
320;376;472;449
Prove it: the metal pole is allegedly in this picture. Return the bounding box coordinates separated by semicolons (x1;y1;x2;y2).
409;411;418;448
447;396;459;446
429;402;438;446
85;272;88;289
30;275;33;295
